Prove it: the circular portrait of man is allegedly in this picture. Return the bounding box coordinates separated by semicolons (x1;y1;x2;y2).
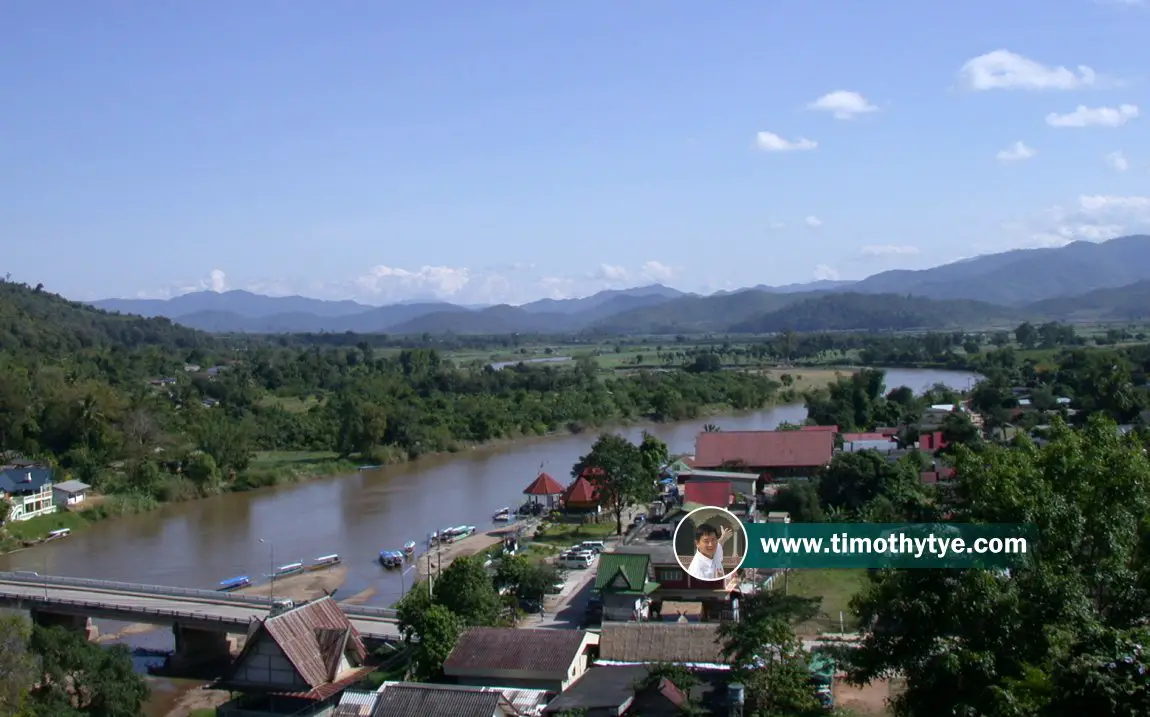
673;506;749;582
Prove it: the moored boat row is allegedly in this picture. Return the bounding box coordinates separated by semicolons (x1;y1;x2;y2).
215;552;340;590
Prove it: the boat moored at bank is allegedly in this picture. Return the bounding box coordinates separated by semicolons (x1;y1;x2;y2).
218;575;252;592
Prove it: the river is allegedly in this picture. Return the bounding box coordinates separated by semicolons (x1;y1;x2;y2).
0;368;977;609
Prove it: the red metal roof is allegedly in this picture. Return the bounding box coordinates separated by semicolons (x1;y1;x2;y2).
564;476;599;504
683;481;732;508
799;424;838;432
523;471;565;496
695;430;834;469
920;467;956;484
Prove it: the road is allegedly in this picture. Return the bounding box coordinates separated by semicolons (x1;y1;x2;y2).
535;560;598;629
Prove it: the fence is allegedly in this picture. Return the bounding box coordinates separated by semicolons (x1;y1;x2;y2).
0;571;398;619
0;592;253;627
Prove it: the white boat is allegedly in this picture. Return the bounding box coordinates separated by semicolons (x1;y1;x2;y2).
274;562;304;577
403;540;417;554
492;507;512;521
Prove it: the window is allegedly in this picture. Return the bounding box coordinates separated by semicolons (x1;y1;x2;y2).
656;568;683;582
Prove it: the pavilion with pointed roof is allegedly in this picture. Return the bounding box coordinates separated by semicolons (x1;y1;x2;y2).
523;471;565;509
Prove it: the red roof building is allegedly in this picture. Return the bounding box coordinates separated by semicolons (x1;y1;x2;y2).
563;476;600;510
695;430;834;479
841;432;893;443
918;431;948;452
682;480;732;508
920;467;956;484
799;424;838;433
523;472;565;496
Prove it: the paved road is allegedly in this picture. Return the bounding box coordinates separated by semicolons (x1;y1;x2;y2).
0;581;399;640
536;561;598;629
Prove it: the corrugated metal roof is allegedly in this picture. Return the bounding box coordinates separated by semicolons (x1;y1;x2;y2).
594;553;652;592
444;627;590;677
374;683;505;717
598;623;729;665
695;431;834;470
52;479;90;493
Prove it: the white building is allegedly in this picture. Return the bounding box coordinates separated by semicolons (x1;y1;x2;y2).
52;480;91;507
0;467;56;522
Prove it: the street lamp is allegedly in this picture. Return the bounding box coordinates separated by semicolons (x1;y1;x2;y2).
399;564;416;599
259;538;275;602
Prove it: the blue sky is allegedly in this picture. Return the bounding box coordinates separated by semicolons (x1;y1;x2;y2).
3;0;1149;306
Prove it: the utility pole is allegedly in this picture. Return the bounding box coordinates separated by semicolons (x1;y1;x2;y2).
260;538;275;602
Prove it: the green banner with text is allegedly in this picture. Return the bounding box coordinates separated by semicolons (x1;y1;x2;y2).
743;523;1036;569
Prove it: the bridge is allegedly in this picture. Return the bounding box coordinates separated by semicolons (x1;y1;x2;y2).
0;571;401;670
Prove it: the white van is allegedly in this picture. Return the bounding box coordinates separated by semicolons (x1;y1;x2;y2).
579;540;606;553
562;554;594;569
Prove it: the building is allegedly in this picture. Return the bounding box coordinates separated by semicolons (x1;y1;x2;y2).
0;466;56;522
337;682;553;717
596;622;730;669
522;472;565;511
681;480;731;509
595;552;660;622
918;431;948;453
562;473;601;512
51;480;91;507
677;469;758;504
215;597;374;716
694;430;834;482
443;627;599;692
609;543;741;621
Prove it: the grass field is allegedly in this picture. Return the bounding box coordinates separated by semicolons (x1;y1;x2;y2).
250;450;344;468
531;519;618;547
2;510;90;542
781;568;869;636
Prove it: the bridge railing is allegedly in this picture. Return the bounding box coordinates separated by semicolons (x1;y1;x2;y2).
7;594;253;626
0;571;398;619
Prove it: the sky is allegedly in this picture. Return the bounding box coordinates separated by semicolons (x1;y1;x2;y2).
3;0;1150;307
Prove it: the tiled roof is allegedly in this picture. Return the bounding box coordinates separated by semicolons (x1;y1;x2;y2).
523;472;565;496
799;424;838;432
444;627;590;677
841;432;892;442
542;665;647;715
683;481;731;508
594;552;652;592
695;430;834;469
598;623;729;664
563;476;598;504
222;597;367;699
373;683;507;717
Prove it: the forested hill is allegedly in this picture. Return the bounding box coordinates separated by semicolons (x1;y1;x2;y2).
728;293;1020;333
0;279;211;354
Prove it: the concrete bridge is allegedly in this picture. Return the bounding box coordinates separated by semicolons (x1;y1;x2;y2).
0;571;401;670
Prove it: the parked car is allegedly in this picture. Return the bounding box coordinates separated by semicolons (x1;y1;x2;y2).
519;598;543;614
648;528;672;540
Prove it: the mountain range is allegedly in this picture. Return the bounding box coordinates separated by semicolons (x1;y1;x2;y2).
91;235;1150;335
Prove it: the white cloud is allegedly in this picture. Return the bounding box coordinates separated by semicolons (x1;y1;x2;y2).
812;264;840;281
1021;194;1150;248
996;141;1037;163
805;216;823;228
861;244;920;257
640;260;677;282
207;269;227;292
354;264;472;299
807;91;879;120
1046;104;1139;127
756;131;818;152
592;264;629;282
1106;151;1130;171
958;50;1099;91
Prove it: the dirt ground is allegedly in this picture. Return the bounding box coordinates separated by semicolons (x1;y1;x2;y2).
834;677;896;716
412;524;524;577
160;685;232;717
96;565;349;644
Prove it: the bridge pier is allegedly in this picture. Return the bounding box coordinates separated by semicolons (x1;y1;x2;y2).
169;623;233;673
30;610;98;640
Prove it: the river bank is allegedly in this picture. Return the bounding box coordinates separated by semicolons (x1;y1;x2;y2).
0;374;839;555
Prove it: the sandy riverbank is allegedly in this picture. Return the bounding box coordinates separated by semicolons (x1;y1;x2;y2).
412;523;529;579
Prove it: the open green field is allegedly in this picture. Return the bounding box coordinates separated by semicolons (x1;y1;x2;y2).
2;510;90;542
531;519;618;547
782;568;869;636
250;450;344;468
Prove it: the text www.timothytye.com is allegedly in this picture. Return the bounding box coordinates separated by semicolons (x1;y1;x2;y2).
760;532;1029;560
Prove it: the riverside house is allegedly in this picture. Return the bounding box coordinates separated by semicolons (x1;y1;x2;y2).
694;429;834;483
0;466;56;522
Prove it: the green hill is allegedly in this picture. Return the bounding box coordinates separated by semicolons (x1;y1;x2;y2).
588;290;807;334
1025;280;1150;322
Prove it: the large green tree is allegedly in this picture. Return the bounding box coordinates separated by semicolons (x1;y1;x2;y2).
573;433;661;535
846;415;1150;717
27;624;149;717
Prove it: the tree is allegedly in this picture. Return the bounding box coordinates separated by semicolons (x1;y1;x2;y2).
1015;321;1038;349
409;605;464;680
28;624;149;717
767;480;823;522
718;591;823;716
845;416;1150;717
818;450;912;514
495;555;559;602
0;614;35;717
573;433;658;535
434;556;502;626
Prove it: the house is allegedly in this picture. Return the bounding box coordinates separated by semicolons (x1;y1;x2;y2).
51;480;91;507
677;470;758;502
840;439;899;455
443;627;598;692
681;480;731;509
541;664;731;717
596;622;731;669
766;511;790;523
562;473;600;512
694;430;834;482
337;682;553;717
920;467;956;484
214;597;374;716
610;543;740;620
799;424;838;433
918;431;948;453
594;552;660;622
0;467;56;522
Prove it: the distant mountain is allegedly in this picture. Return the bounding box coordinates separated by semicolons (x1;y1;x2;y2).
518;284;686;314
93;290;372;319
847;235;1150;305
87;234;1150;335
730;293;1019;333
1026;279;1150;322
